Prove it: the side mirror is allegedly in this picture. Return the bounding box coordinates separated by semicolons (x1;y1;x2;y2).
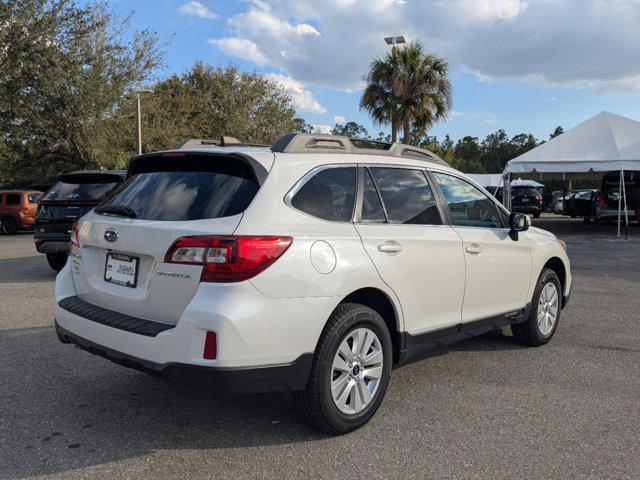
509;212;530;240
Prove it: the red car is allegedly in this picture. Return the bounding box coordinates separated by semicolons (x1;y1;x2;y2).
0;190;43;234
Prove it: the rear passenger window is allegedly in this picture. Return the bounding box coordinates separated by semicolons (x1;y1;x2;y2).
5;194;21;205
291;167;356;222
361;169;386;222
369;168;442;225
432;172;504;228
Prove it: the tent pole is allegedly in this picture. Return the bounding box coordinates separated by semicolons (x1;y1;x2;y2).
622;170;629;238
617;170;622;237
504;173;512;211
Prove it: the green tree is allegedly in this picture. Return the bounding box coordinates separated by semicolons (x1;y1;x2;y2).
331;121;369;138
0;0;163;186
550;126;564;138
360;41;452;145
102;63;306;163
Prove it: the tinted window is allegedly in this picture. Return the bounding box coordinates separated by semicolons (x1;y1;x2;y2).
432;172;504;228
291;167;356;222
101;170;259;221
370;168;442;225
42;180;119;201
361;169;386;222
5;194;21;205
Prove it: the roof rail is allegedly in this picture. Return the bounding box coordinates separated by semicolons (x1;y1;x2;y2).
271;133;448;166
177;136;270;150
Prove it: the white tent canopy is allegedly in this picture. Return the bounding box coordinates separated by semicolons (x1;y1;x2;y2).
467;174;543;188
504;111;640;236
506;111;640;174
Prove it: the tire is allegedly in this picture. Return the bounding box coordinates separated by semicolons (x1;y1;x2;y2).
46;253;68;272
533;211;541;218
1;217;18;234
294;303;393;434
512;268;562;347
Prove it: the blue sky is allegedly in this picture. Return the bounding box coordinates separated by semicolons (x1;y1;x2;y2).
101;0;640;142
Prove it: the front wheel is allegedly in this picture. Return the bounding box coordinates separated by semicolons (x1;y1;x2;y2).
46;253;68;272
294;303;393;434
512;268;562;347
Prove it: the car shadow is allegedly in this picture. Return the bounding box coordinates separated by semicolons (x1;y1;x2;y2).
0;324;530;479
0;256;56;283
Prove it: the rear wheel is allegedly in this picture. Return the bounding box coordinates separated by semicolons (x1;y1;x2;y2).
1;217;18;234
294;303;393;434
512;268;561;347
46;253;68;272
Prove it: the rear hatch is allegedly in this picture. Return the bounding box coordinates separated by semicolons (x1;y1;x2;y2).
511;187;541;206
71;153;264;325
37;173;124;233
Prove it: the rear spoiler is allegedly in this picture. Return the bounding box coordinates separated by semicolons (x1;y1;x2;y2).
127;151;269;184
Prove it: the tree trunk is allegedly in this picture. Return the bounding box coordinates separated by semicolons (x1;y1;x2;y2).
391;122;397;143
403;118;410;144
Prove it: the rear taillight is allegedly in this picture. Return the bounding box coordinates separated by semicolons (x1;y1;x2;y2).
535;194;543;200
69;221;80;251
598;198;606;206
164;236;293;283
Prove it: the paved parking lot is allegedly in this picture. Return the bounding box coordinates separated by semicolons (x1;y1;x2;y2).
1;216;639;479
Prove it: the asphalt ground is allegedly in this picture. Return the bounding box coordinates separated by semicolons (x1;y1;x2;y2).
1;215;638;479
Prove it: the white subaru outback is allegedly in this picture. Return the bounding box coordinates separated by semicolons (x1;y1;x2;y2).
54;133;571;434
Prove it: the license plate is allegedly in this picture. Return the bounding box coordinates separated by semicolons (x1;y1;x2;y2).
104;252;139;288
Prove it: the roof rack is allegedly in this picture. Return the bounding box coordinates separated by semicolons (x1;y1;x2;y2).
270;133;448;166
178;135;270;150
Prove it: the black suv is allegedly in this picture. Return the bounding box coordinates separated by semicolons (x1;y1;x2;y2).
35;170;125;271
493;186;544;218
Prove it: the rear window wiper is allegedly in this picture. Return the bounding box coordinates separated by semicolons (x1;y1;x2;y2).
95;204;137;219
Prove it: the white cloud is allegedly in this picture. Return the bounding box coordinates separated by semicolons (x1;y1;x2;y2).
309;124;333;134
266;73;326;113
179;1;218;20
333;115;346;123
208;0;640;95
210;38;268;65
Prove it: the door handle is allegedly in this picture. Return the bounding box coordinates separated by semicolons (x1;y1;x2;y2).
465;244;483;255
378;241;403;254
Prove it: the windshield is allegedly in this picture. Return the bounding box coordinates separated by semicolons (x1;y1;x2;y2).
99;164;259;221
42;179;120;201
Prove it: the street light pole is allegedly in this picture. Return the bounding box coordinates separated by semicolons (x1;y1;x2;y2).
136;93;142;155
133;89;152;156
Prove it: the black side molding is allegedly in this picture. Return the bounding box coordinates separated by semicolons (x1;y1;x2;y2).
398;304;531;364
58;296;174;337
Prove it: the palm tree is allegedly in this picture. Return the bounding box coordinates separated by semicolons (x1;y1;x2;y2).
360;41;452;145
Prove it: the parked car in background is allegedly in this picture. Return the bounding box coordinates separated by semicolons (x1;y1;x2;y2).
35;170;125;271
0;190;43;234
565;189;598;221
550;191;565;215
493;186;544;218
592;171;638;223
53;133;571;434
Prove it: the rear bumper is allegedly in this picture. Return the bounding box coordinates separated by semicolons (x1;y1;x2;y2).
35;232;70;253
55;320;313;394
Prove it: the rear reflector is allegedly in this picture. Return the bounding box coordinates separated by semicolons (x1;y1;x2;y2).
164;235;292;282
203;331;217;360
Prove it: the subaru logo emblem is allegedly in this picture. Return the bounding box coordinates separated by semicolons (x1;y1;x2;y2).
104;228;118;243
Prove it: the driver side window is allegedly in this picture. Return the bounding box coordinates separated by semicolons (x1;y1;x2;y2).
432;172;505;228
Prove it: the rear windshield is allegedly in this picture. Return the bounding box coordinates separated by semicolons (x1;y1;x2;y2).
42;179;120;201
99;159;259;221
512;187;539;195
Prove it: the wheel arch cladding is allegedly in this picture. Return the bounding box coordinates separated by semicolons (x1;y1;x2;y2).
339;288;401;364
543;257;567;304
